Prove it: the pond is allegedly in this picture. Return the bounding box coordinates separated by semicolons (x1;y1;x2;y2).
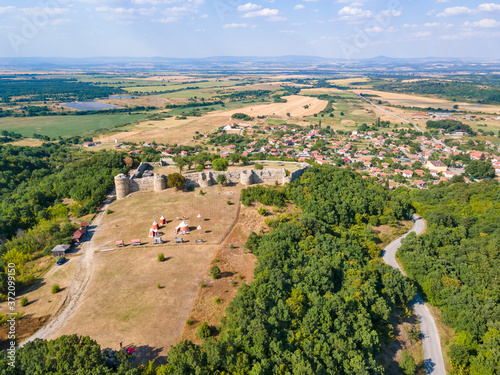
62;101;121;111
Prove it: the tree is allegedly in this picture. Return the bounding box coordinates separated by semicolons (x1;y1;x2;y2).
210;265;221;279
465;160;495;179
175;157;188;173
212;158;228;171
167;173;186;190
216;174;227;186
197;322;211;339
229;152;241;165
400;351;416;375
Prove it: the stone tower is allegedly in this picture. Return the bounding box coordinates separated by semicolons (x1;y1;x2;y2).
154;174;167;192
115;174;130;200
240;170;252;185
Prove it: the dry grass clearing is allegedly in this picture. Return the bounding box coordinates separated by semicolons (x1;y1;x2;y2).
96;95;327;145
352;89;500;114
50;185;241;362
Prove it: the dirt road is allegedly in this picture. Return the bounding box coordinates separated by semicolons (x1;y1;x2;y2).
383;214;446;374
21;190;116;346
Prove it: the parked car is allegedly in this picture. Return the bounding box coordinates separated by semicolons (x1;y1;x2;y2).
56;257;66;265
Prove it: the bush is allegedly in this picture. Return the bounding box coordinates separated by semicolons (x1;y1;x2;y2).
195;164;204;172
214;297;222;304
200;282;206;288
210;265;221;279
216;174;227;186
158;253;165;262
212;158;229;171
106;209;113;214
258;207;268;216
226;200;231;205
254;163;264;170
186;319;194;326
197;322;211;339
51;284;60;294
167;173;186;190
20;297;28;307
399;351;416;375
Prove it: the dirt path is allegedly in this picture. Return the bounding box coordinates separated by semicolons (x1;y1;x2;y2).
20;190;115;346
383;215;446;375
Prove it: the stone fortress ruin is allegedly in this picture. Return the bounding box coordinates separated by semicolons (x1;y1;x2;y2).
115;162;310;200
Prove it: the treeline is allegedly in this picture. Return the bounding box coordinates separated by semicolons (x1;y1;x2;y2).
376;80;500;104
399;181;500;374
426;119;474;135
0;106;155;118
0;145;127;240
0;78;121;102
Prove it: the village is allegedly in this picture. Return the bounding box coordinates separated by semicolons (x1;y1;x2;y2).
113;110;500;192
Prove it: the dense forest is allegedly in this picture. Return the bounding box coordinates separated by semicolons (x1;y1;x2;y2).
0;78;122;102
0;145;128;299
375;79;500;104
399;181;500;374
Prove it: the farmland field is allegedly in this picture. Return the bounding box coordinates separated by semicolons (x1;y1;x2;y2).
0;113;150;138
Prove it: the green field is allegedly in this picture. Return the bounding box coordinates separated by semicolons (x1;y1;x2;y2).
124;80;249;93
0;113;150;138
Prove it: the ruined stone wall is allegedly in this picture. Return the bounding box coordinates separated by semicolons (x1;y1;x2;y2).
115;162;310;199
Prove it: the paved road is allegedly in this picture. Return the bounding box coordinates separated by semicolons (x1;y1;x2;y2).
21;190;115;346
355;93;446;147
383;214;446;375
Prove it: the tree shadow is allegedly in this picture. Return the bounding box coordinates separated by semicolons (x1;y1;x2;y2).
220;271;234;278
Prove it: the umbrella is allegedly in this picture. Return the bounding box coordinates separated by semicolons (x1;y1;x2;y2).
197;225;202;230
126;347;135;355
197;214;202;219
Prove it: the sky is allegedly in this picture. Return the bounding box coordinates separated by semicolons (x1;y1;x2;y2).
0;0;499;59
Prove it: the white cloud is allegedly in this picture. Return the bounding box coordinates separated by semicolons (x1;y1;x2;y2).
477;3;500;12
294;5;305;10
0;6;15;15
437;6;472;17
237;3;261;12
243;8;279;17
337;6;372;20
223;23;256;28
464;18;500;28
365;26;383;33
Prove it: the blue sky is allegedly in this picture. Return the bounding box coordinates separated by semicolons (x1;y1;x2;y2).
0;0;499;58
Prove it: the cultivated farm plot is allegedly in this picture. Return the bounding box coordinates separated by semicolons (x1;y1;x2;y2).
351;89;500;114
52;186;241;361
0;113;149;138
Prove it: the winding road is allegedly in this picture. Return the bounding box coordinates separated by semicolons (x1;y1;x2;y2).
21;190;115;346
383;214;446;374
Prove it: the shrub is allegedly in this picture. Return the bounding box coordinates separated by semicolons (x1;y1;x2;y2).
157;284;161;289
216;174;227;186
51;284;60;294
229;244;234;249
210;265;221;279
258;207;268;216
195;164;204;172
399;351;416;375
167;173;186;190
214;297;222;304
186;319;194;326
226;200;231;205
158;253;165;262
106;209;113;215
199;190;205;196
200;282;206;288
254;163;264;170
197;322;211;339
20;297;28;307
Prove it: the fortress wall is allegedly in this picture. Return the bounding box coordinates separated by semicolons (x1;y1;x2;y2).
115;163;310;198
